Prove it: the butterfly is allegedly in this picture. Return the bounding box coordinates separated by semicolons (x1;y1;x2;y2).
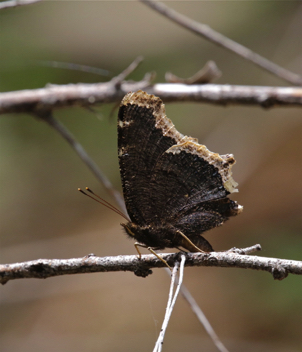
118;90;242;260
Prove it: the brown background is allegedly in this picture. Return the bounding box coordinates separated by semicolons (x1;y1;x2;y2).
1;1;302;351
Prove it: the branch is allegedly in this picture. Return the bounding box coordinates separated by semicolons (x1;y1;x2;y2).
2;246;301;284
165;60;221;84
2;0;301;85
154;257;183;352
178;281;229;352
37;60;110;77
0;0;42;10
141;0;302;86
36;111;127;214
29;57;149;214
1;82;302;115
157;257;228;352
164;265;230;352
109;55;144;87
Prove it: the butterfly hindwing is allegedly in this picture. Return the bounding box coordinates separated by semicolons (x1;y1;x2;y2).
118;90;242;251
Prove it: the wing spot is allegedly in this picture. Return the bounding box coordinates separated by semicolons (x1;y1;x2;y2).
119;120;133;128
118;146;129;157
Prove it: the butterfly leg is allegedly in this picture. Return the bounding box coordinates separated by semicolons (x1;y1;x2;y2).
134;242;172;270
176;230;207;253
134;242;144;258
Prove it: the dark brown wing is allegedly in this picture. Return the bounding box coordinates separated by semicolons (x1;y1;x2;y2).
118;90;242;231
118;91;183;224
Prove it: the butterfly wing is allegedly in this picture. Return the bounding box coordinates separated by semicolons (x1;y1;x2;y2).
148;141;241;224
118;90;242;235
118;91;184;224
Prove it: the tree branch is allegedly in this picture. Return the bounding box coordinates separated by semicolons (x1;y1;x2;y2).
0;0;42;10
141;0;302;86
178;280;229;352
1;247;301;284
165;60;221;84
35;110;127;214
1;81;302;116
154;257;183;352
109;55;144;87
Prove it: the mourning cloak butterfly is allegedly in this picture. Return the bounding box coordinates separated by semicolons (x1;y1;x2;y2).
118;90;242;255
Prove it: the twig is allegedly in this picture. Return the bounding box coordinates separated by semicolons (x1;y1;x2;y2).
2;247;302;284
141;0;302;86
165;61;221;84
110;56;144;87
0;0;42;10
22;58;151;215
1;82;302;115
227;244;262;255
36;60;110;77
171;244;261;352
180;283;229;352
163;265;230;352
2;0;301;86
154;255;185;352
154;261;179;352
36;110;126;214
163;243;262;352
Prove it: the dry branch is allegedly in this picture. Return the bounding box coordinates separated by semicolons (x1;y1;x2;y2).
154;258;182;352
0;0;42;10
178;280;229;352
39;111;127;213
165;60;221;84
1;82;302;116
1;247;302;285
141;0;302;86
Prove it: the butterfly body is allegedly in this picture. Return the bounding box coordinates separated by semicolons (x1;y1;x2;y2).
118;90;242;253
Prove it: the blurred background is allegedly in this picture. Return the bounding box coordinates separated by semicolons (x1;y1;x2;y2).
1;1;302;351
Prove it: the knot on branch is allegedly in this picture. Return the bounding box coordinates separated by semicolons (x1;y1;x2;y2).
271;263;288;280
207;254;219;264
134;267;153;278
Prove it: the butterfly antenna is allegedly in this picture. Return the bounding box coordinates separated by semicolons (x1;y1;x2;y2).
78;187;130;221
85;187;126;216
